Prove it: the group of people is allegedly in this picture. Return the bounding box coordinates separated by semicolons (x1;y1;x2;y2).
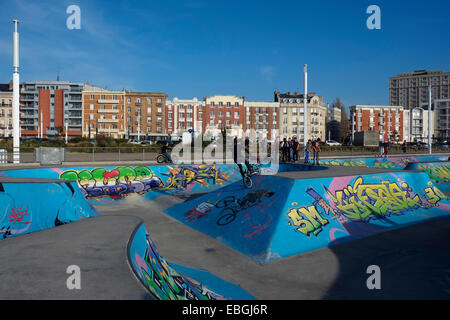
280;137;322;165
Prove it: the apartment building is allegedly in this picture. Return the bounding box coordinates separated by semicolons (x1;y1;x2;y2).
20;81;84;138
124;91;168;141
165;97;205;138
82;86;126;139
0;82;13;138
389;70;450;110
274;91;327;142
203;95;246;138
349;105;409;143
434;99;450;140
244;101;280;140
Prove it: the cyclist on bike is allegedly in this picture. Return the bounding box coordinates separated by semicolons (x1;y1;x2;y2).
233;136;256;178
161;142;173;163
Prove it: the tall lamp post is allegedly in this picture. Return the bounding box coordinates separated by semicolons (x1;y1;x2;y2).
303;64;308;148
12;20;20;163
428;85;432;154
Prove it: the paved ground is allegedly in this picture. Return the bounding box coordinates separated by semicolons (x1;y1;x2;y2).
0;214;152;300
95;190;450;299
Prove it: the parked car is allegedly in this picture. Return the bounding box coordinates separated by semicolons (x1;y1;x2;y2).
326;140;341;146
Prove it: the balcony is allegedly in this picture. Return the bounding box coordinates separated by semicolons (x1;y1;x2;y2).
98;99;119;104
97;109;119;114
98;128;119;133
97;118;119;123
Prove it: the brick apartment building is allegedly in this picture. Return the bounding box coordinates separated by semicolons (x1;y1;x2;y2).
165;97;205;137
203;95;246;138
82;86;126;139
82;87;168;141
244;100;280;140
124;91;168;141
349;105;409;143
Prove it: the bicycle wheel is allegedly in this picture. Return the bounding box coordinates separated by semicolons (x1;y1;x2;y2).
156;154;166;163
243;175;253;189
215;196;235;208
217;209;237;226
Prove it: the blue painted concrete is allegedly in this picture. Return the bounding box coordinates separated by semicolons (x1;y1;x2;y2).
164;171;450;264
0;181;98;239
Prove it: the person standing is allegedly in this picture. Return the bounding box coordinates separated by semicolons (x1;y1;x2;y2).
281;138;289;162
402;140;407;153
382;140;389;158
292;137;299;162
314;138;321;165
304;140;311;164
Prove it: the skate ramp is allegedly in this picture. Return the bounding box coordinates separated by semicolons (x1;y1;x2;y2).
128;222;253;300
164;171;450;264
0;177;98;239
404;161;450;191
319;154;449;169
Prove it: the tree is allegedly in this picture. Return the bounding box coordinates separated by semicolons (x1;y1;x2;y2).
332;98;349;142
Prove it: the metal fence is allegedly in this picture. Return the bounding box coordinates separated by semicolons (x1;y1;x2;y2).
0;145;448;164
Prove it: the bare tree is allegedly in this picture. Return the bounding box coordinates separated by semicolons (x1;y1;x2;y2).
332;98;349;142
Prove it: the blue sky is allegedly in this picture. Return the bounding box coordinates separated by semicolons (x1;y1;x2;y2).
0;0;449;108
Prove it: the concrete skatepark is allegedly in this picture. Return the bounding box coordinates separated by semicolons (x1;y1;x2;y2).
0;154;449;300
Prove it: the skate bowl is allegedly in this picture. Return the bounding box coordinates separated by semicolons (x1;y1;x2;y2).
0;168;254;300
164;171;450;264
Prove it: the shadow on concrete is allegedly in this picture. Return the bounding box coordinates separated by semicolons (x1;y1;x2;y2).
322;216;450;299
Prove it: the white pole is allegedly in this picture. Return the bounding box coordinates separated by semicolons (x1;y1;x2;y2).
351;109;355;142
137;109;141;141
303;64;308;147
65;120;68;144
428;85;432;154
40;111;43;139
12;20;20;163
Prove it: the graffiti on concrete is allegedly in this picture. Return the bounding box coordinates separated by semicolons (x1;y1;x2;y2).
215;190;275;226
161;164;230;191
184;189;275;226
1;206;33;239
133;230;225;300
288;176;448;237
60;166;164;199
320;159;369;167
418;163;450;184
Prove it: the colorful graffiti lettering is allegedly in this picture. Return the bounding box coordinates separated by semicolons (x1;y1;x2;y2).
418;163;450;184
60;166;164;199
288;176;447;237
161;164;230;191
135;232;225;300
325;177;426;221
